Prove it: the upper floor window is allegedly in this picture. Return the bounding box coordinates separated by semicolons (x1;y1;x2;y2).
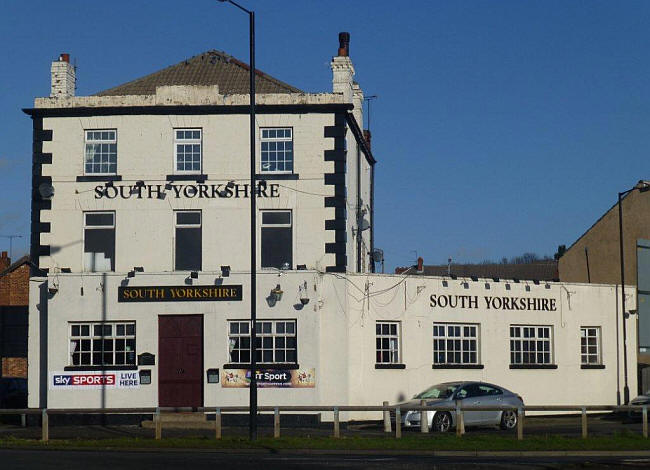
261;128;293;173
84;212;115;272
261;210;292;269
581;327;602;365
175;129;202;173
85;130;117;175
175;210;202;271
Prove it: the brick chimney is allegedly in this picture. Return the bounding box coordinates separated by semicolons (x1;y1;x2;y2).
0;251;9;271
331;32;355;103
50;53;76;98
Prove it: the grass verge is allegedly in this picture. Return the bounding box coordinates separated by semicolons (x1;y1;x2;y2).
1;431;650;452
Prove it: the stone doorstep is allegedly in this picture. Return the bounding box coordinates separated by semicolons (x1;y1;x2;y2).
141;412;212;429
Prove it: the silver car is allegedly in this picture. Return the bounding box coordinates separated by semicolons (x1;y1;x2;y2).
393;381;523;432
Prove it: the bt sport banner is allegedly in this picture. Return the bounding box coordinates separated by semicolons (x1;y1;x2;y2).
221;369;315;388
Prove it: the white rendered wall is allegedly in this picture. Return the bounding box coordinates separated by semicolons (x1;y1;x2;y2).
38;112;341;273
28;271;636;419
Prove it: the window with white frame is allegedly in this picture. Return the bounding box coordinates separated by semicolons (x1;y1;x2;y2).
510;325;553;365
175;129;202;173
175;211;202;271
261;210;292;269
228;320;297;364
433;323;479;365
376;321;400;364
261;128;293;173
581;327;602;365
85;130;117;175
69;322;136;366
83;212;115;272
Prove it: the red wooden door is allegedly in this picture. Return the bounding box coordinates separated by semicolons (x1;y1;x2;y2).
158;315;203;408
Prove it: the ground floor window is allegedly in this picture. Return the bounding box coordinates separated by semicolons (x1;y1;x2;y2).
69;322;136;366
228;320;297;364
376;321;400;364
433;323;479;365
510;325;552;365
581;326;601;365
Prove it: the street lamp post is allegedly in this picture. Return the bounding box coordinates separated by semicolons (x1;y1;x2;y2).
618;180;650;405
218;0;257;440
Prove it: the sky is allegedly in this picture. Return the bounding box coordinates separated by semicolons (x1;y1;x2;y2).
1;1;649;271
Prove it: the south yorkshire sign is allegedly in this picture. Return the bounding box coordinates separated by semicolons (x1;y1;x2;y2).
118;285;243;302
430;294;557;311
95;182;280;199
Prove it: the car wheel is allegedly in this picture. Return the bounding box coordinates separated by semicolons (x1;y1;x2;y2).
500;410;518;430
432;412;452;433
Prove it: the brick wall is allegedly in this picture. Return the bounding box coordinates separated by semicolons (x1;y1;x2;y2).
1;357;27;378
0;263;29;306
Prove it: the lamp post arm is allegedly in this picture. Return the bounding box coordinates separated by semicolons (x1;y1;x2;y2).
222;0;251;14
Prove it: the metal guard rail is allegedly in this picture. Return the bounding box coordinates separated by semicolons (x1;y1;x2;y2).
0;404;647;442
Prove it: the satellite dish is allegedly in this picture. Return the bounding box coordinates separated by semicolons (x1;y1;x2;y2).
359;218;370;231
372;248;384;263
38;182;55;199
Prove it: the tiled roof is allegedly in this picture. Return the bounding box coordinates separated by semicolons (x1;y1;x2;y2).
95;50;303;96
396;261;559;282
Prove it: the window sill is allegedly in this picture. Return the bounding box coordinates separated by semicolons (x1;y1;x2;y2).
256;173;299;181
375;364;406;370
166;174;207;183
64;365;137;371
581;364;605;369
432;364;484;369
509;364;558;370
222;363;299;370
76;175;122;182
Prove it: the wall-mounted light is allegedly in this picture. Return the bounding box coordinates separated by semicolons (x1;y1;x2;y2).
299;281;309;305
218;180;236;197
127;270;135;278
135;180;145;187
297;264;307;271
157;192;166;200
271;284;283;302
164;181;173;191
104;181;114;188
134;267;144;273
190;271;199;279
61;267;71;273
221;265;231;277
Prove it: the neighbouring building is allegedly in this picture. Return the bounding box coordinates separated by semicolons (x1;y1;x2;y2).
0;253;30;379
396;257;559;282
23;34;638;417
558;181;650;394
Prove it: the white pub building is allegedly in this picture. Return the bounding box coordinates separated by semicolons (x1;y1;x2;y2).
25;34;637;418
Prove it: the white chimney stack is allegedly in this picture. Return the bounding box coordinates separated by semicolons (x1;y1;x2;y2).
331;32;355;103
50;53;75;98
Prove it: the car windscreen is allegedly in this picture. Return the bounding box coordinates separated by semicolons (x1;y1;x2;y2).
414;383;459;399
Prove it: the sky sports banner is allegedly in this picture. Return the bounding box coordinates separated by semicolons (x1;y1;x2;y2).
50;371;140;390
221;369;315;388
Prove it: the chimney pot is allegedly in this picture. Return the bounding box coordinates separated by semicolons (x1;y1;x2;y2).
338;32;350;57
1;251;7;259
417;257;423;272
60;53;70;63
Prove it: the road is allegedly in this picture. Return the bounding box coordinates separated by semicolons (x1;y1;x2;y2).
1;448;650;470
